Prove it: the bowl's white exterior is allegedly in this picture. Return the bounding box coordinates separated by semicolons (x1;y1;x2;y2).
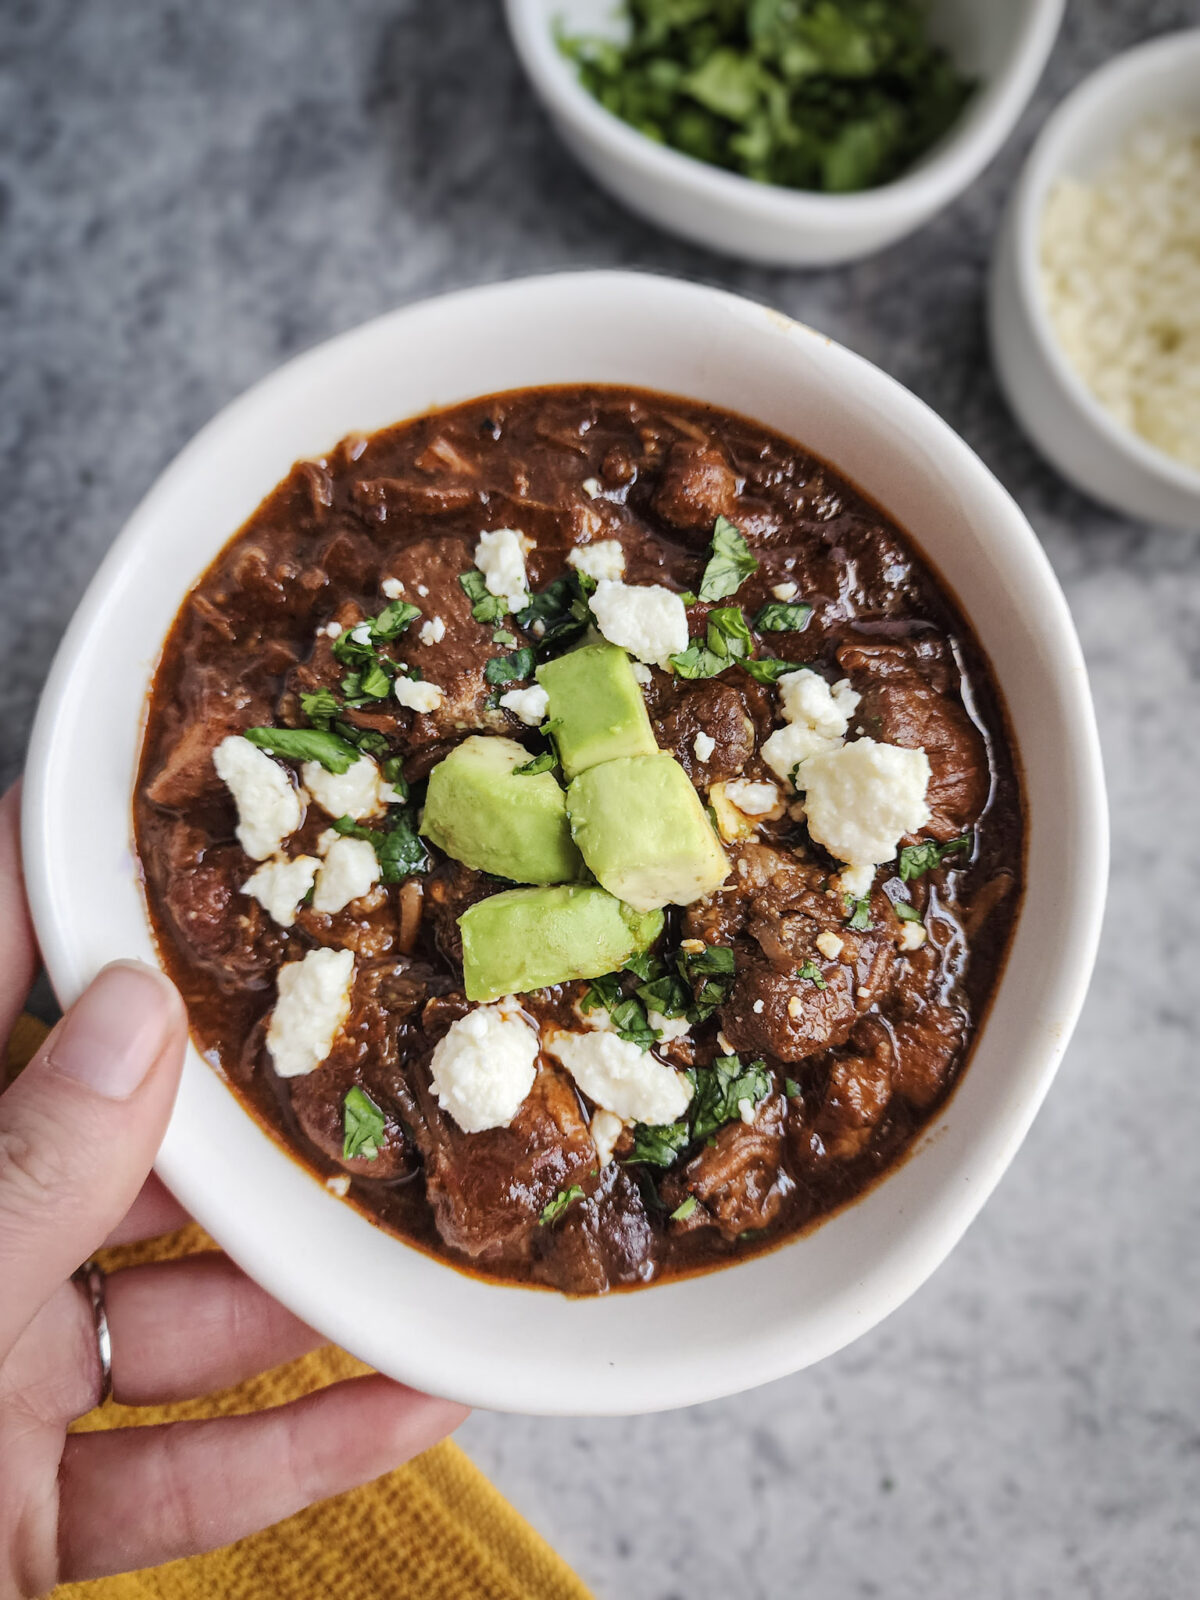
504;0;1063;265
23;272;1106;1416
989;28;1200;531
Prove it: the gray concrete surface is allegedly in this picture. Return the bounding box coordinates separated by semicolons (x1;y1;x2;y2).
2;2;1197;1595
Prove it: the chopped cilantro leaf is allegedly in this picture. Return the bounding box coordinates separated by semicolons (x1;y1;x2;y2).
513;750;558;777
492;628;518;646
342;1086;385;1162
459;569;509;624
637;971;692;1019
484;647;535;686
894;900;923;924
582;971;656;1049
678;590;698;606
628;1120;691;1169
624;950;664;984
899;835;971;881
539;1184;586;1226
371;600;421;641
670;1196;699;1222
698;515;758;602
380;757;408;798
691;1054;771;1143
741;655;797;685
244;726;358;774
299;687;341;728
846;895;873;931
785;1077;802;1099
332;810;429;880
358;659;392;700
797;959;827;989
517;571;596;659
753;600;814;633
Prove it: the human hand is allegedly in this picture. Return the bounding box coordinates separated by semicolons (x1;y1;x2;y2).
0;785;469;1596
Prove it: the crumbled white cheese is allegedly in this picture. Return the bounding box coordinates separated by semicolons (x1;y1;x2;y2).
815;929;845;961
761;670;861;787
474;527;530;613
429;1001;539;1133
591;1107;625;1166
737;1097;756;1125
723;779;783;817
267;947;355;1079
588;579;688;669
545;1030;693;1125
312;836;380;914
693;731;716;762
752;998;765;1015
213;736;305;860
716;1031;735;1056
787;995;804;1021
302;753;388;822
381;577;405;600
568;540;626;583
581;477;603;500
416;583;429;597
772;581;799;601
241;854;319;927
350;623;372;646
395;677;445;714
899;921;928;952
498;684;549;726
630;662;653;685
317;620;343;639
837;863;876;899
647;1009;692;1044
801;738;932;867
418;615;446;646
326;1173;351;1197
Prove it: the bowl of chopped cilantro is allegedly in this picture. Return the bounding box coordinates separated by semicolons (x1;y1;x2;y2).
505;0;1063;264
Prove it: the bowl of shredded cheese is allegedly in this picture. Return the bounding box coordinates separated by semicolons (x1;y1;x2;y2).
990;28;1200;529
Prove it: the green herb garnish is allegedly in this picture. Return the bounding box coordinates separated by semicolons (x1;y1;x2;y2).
898;835;971;881
492;628;518;646
628;1121;691;1168
670;603;790;683
670;1195;699;1222
332;810;429;881
244;726;358;774
459;569;509;625
893;900;922;924
342;1086;385;1162
846;895;873;931
785;1077;801;1099
582;972;657;1049
753;600;813;633
513;750;558;777
558;0;973;196
698;515;758;602
539;1184;586;1226
299;687;342;728
484;646;536;686
517;570;597;659
691;1053;771;1143
797;959;827;989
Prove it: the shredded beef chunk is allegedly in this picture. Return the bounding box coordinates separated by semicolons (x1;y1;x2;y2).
414;1065;595;1262
652;440;738;534
664;1093;791;1240
535;1165;658;1294
134;384;1023;1295
838;636;988;839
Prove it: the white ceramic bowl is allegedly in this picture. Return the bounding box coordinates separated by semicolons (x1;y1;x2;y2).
504;0;1063;265
23;272;1107;1415
989;28;1200;530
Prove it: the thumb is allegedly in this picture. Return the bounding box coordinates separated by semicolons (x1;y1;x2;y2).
0;960;186;1361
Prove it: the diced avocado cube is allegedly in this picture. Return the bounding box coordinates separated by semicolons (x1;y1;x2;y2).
536;642;658;780
460;885;664;1003
567;753;729;912
421;735;582;884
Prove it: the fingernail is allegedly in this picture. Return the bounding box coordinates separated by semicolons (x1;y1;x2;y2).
51;961;179;1100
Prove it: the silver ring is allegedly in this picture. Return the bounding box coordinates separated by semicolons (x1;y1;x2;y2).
72;1259;113;1405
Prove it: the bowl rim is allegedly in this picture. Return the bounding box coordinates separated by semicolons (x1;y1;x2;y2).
503;0;1065;222
1011;26;1200;502
21;270;1109;1414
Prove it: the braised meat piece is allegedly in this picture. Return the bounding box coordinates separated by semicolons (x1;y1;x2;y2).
534;1165;658;1294
413;1065;596;1261
663;1092;791;1239
837;636;988;839
159;826;283;989
145;674;272;811
424;860;498;971
652;439;738;535
653;679;757;785
287;1054;413;1181
802;1019;895;1168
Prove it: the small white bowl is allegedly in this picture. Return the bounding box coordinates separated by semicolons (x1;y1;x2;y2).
23;272;1107;1415
504;0;1063;265
989;28;1200;530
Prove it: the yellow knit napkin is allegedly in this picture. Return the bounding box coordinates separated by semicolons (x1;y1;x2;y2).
7;1015;592;1600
